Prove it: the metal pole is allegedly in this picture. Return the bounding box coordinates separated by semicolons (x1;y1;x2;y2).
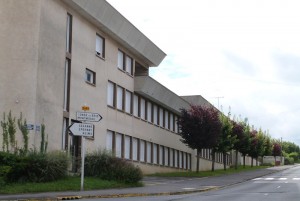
81;136;85;191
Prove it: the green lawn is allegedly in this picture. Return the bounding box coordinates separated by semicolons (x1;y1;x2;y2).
0;165;270;194
0;176;142;194
147;165;271;177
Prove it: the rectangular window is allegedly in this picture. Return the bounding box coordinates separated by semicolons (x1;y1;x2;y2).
106;130;113;151
187;154;191;170
124;135;131;159
169;149;174;167
117;86;124;110
174;150;178;168
174;115;178;133
125;55;133;75
153;144;158;164
159;146;163;165
125;90;132;114
132;138;138;161
85;68;96;85
183;153;187;169
63;59;71;111
164;110;169;129
115;133;122;158
118;50;124;70
147;102;152;122
170;113;174;131
66;13;72;53
107;81;115;107
164;147;169;166
140;140;145;162
117;50;133;76
133;94;139;117
153;104;158;125
146;142;151;163
179;151;183;168
96;34;105;58
140;98;146;120
159;108;164;127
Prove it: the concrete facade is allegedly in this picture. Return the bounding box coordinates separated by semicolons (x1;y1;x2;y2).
0;0;231;173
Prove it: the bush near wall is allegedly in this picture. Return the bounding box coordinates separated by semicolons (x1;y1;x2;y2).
0;151;68;183
85;150;143;184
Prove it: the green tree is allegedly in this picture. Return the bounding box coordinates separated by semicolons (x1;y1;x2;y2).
213;112;237;171
239;119;251;168
178;105;222;172
232;120;245;169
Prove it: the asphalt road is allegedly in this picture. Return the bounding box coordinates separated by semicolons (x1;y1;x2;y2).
82;166;300;201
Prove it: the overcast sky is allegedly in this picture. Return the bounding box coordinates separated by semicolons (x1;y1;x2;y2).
107;0;300;146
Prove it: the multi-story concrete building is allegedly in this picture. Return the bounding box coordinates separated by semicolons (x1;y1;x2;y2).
0;0;230;173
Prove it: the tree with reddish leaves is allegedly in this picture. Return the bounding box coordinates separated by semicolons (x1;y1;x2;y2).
178;105;222;173
272;142;282;163
248;129;259;167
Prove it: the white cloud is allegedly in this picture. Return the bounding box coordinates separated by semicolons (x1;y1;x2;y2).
107;0;300;146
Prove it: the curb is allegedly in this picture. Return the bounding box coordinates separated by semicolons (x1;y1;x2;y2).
79;186;220;200
2;166;296;201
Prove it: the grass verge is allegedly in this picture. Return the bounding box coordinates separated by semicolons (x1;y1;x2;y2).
147;165;271;177
0;176;142;194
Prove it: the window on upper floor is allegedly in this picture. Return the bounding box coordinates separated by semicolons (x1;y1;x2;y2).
85;68;96;85
116;85;124;111
96;34;105;58
118;49;133;76
107;81;115;107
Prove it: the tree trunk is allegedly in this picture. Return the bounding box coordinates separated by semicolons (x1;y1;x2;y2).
223;152;227;170
211;149;215;172
243;155;246;168
196;149;200;173
256;157;258;166
235;150;238;170
251;157;253;167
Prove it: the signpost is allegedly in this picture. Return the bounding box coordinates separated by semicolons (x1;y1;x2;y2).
68;106;102;191
69;122;94;137
76;112;102;122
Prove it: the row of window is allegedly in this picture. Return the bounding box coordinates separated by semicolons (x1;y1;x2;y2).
84;36;135;86
107;81;180;133
200;149;231;165
106;130;191;169
96;33;134;76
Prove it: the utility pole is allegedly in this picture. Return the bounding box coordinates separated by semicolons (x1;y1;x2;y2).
212;96;224;109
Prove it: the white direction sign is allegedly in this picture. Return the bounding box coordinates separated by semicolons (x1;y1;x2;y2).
69;123;94;137
76;112;102;122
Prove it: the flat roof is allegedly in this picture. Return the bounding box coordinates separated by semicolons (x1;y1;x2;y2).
62;0;166;67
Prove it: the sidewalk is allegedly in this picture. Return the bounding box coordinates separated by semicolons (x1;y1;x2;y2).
0;165;295;201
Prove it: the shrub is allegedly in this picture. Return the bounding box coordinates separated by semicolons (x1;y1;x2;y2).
85;150;142;184
4;151;69;183
284;157;294;165
0;151;19;166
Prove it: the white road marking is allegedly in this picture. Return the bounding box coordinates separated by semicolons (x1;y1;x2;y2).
182;188;196;190
265;178;274;180
279;178;287;180
293;178;300;180
277;186;281;189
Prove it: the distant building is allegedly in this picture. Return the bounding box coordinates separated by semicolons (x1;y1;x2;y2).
0;0;231;173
